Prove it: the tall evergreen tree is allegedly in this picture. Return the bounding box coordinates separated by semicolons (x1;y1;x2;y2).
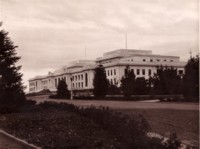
183;55;199;101
152;66;182;95
134;77;148;95
107;81;120;95
120;66;135;97
93;65;109;98
0;27;26;111
57;79;70;99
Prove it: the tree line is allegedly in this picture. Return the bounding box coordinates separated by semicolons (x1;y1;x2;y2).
0;25;199;114
93;56;199;102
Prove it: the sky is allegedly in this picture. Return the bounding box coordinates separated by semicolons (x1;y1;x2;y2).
0;0;199;92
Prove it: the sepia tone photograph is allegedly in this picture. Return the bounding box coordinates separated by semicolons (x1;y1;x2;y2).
0;0;199;148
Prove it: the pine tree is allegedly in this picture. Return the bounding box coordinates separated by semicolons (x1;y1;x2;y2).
134;77;148;95
120;66;136;97
152;66;182;95
183;55;199;101
0;28;26;112
107;81;120;95
56;79;70;99
93;65;109;98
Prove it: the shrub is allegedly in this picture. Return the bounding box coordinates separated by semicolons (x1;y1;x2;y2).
56;80;70;99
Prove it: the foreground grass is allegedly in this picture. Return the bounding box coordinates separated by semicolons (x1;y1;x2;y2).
117;109;199;147
0;102;165;149
0;108;116;148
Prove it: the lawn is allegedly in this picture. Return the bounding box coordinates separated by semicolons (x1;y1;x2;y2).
0;107;117;148
0;102;167;149
0;101;198;149
117;109;199;147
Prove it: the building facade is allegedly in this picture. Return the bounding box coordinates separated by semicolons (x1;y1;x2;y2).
29;49;186;94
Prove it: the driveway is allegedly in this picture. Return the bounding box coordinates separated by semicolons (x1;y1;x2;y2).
30;96;199;110
0;132;36;149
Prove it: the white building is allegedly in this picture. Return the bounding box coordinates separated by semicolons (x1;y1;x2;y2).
29;49;186;94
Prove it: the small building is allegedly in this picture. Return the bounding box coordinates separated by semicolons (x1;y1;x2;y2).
28;49;186;94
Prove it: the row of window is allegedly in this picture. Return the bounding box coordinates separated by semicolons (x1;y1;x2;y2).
101;60;113;64
29;87;35;92
124;58;174;62
72;74;84;81
29;82;35;86
107;69;116;76
108;78;117;84
72;82;84;88
41;80;48;85
55;77;66;87
126;68;152;76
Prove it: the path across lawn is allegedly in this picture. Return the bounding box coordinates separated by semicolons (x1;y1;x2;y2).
31;96;199;111
0;131;38;149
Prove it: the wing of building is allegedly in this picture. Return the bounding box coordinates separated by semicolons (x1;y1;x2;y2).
28;49;186;94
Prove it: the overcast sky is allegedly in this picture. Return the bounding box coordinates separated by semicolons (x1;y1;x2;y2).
0;0;199;92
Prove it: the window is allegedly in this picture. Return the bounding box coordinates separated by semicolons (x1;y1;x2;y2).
148;69;151;76
170;60;173;62
143;59;146;62
111;70;113;76
157;59;160;62
108;70;110;76
114;69;116;75
164;60;166;62
137;69;140;75
110;79;113;84
81;75;83;80
114;78;116;84
131;69;134;74
85;73;88;87
150;59;153;62
178;70;183;75
142;69;145;75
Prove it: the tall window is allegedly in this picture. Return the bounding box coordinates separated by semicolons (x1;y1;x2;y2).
114;78;116;84
142;69;145;75
114;69;116;75
64;77;66;82
137;69;140;75
148;69;151;76
111;70;113;76
131;69;134;74
55;79;57;87
85;73;88;87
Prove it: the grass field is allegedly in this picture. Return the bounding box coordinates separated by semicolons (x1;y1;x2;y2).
117;109;199;147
